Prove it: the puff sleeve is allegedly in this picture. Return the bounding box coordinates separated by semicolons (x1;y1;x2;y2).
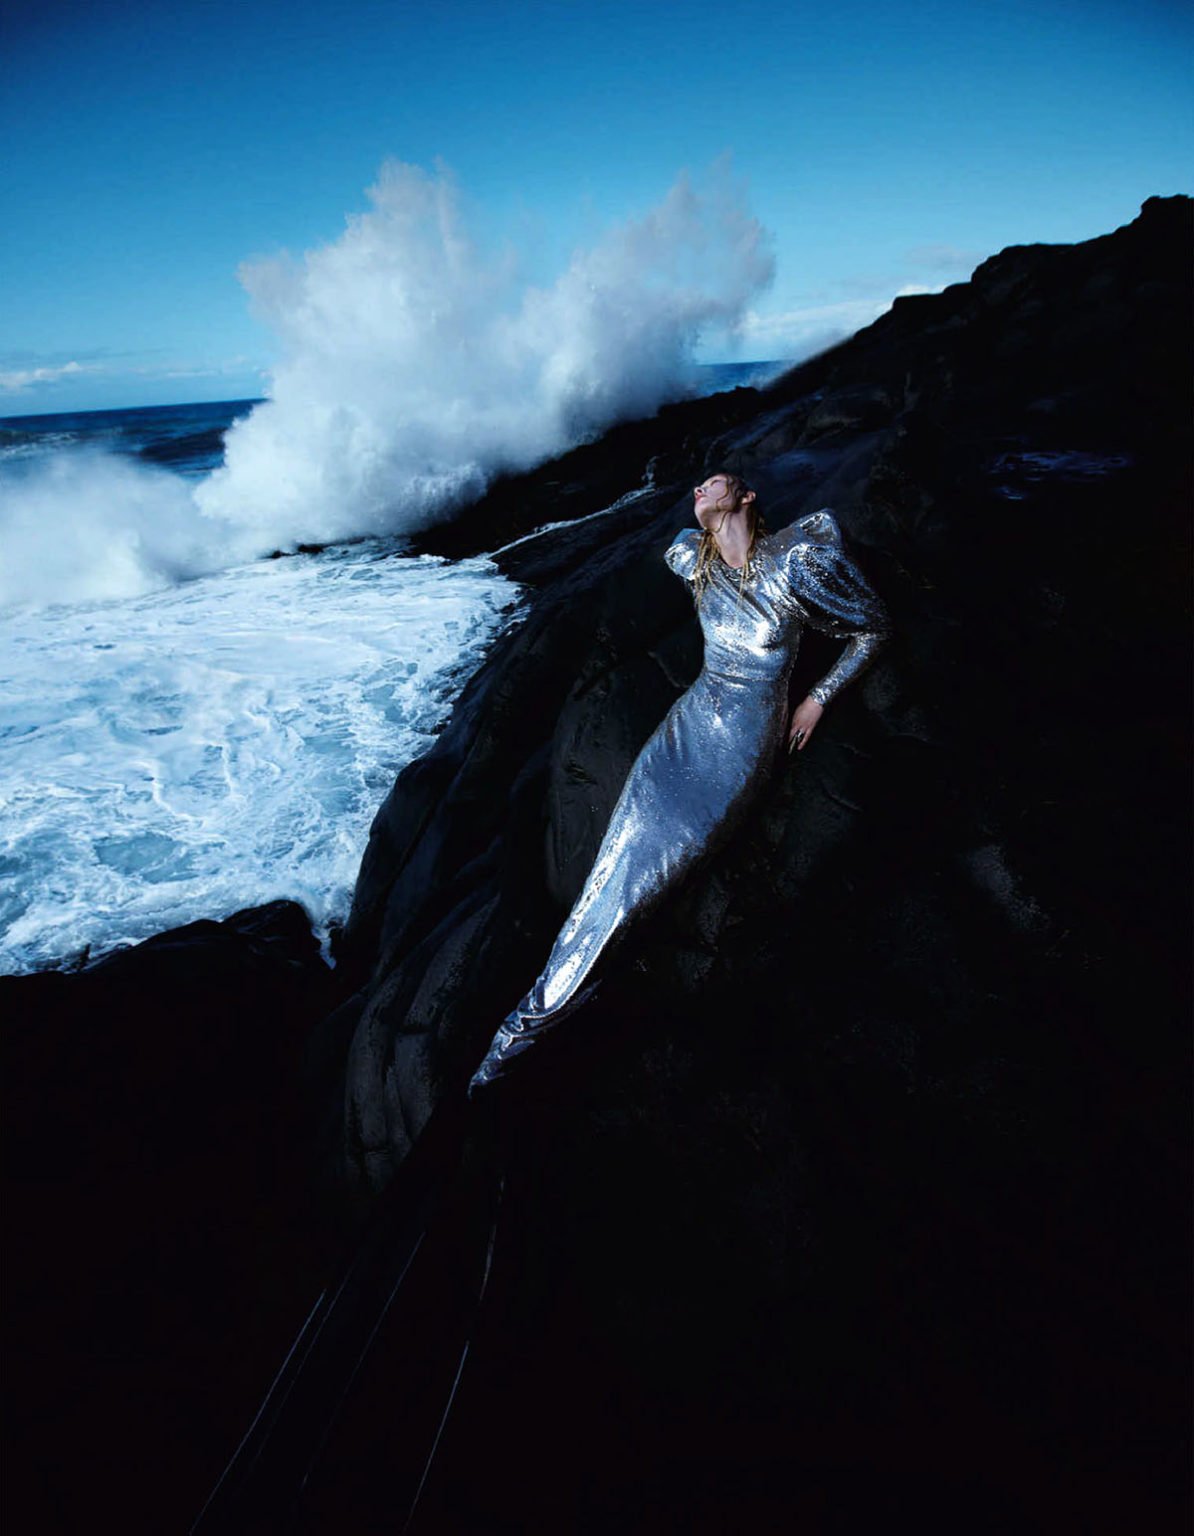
784;511;890;707
664;529;701;582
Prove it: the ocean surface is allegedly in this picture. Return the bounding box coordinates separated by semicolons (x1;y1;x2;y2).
0;362;784;974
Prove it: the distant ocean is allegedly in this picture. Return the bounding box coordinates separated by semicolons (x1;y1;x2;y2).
0;362;785;973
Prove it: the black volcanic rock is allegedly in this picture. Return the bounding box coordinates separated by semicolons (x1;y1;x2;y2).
3;197;1190;1534
322;196;1190;1527
338;194;1190;1168
1;902;336;1534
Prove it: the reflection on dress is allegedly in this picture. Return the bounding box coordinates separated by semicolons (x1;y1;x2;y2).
470;509;889;1091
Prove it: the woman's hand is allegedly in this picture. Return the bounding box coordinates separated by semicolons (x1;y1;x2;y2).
787;695;824;754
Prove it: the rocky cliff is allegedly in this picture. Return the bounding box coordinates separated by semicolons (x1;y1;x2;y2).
314;193;1191;1528
336;193;1190;1187
3;195;1190;1533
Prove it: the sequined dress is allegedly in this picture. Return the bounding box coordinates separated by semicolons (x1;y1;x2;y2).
470;509;889;1088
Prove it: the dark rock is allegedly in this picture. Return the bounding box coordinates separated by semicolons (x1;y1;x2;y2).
797;383;897;443
326;195;1191;1528
5;196;1191;1533
340;194;1190;1177
1;901;337;1534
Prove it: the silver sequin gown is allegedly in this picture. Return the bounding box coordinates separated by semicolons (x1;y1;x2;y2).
472;509;890;1082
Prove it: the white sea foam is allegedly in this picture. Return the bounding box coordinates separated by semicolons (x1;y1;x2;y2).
0;450;232;609
0;162;773;970
0;546;518;972
197;160;773;549
0;161;772;610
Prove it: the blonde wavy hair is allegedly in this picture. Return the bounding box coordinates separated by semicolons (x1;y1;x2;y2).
693;471;767;603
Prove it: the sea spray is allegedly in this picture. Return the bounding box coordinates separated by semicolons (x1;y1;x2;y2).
0;544;518;973
0;450;226;609
197;158;774;548
0;159;774;968
1;162;771;611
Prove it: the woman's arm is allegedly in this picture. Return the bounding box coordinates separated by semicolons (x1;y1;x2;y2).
787;629;887;752
808;628;889;710
784;530;890;752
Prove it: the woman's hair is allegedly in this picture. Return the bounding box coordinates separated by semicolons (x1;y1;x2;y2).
693;471;766;602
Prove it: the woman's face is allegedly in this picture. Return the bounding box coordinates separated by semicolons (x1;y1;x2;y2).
693;475;736;529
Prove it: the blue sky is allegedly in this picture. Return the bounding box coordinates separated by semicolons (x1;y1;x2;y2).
1;0;1190;415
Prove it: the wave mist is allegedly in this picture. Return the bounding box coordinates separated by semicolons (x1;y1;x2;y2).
0;161;771;609
196;159;774;547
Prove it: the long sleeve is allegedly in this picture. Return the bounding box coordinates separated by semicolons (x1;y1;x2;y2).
807;628;888;707
784;520;891;708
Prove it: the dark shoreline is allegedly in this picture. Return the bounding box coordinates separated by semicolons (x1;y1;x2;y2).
3;196;1191;1534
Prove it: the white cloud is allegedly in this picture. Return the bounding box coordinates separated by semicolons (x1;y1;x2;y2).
0;353;269;404
0;360;99;393
741;284;936;358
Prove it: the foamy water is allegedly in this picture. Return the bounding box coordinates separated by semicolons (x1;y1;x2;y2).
0;158;780;973
196;161;774;550
0;544;517;972
1;163;774;612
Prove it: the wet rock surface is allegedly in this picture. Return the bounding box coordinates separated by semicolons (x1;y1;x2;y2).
334;194;1193;1530
1;902;336;1532
2;196;1190;1532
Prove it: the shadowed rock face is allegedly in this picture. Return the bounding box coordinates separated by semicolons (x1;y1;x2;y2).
1;902;336;1533
336;194;1191;1192
316;197;1190;1526
2;198;1189;1532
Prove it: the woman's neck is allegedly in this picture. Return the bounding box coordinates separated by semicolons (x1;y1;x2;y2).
711;512;752;570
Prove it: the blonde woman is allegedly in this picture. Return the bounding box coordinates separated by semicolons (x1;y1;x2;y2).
469;473;890;1096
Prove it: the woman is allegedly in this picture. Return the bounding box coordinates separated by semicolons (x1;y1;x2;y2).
468;472;889;1097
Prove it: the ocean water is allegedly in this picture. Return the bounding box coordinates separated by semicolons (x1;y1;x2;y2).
0;364;781;974
0;398;261;479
